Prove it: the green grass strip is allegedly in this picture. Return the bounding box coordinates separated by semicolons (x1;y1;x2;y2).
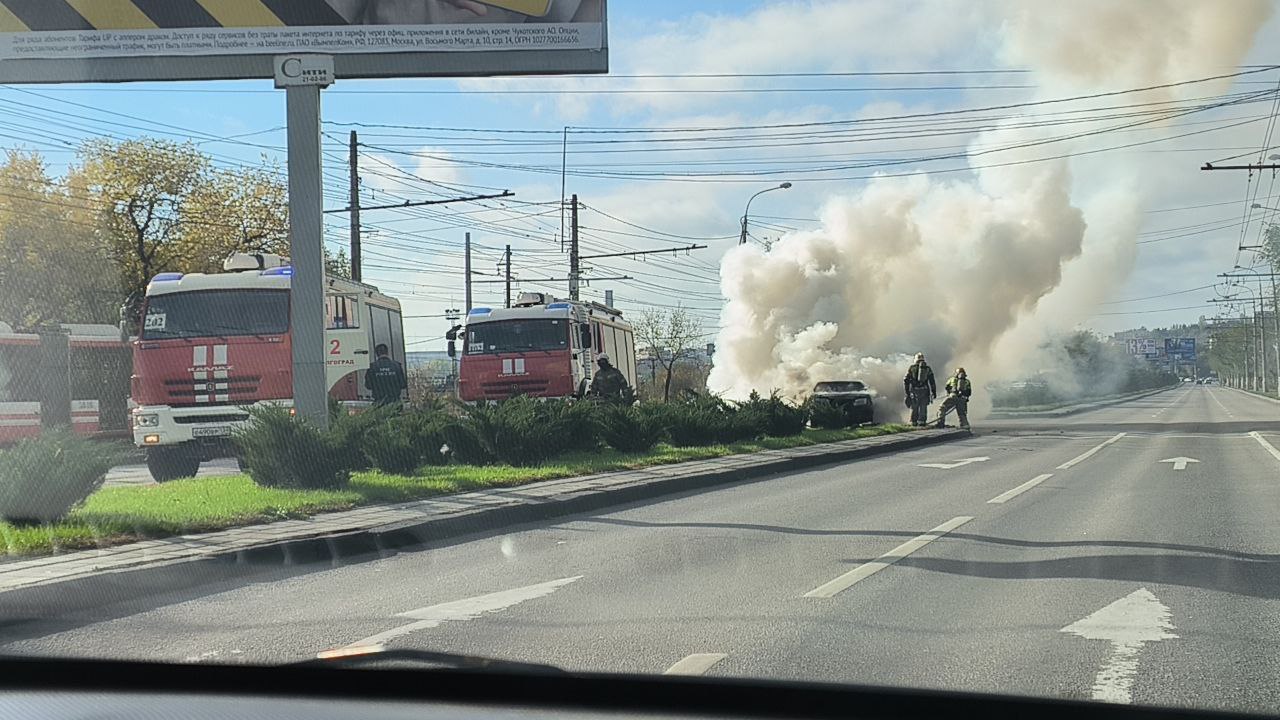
0;425;911;558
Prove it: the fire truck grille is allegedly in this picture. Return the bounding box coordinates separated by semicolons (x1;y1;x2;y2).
163;376;262;404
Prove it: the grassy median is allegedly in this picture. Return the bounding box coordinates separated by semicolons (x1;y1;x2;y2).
0;424;911;557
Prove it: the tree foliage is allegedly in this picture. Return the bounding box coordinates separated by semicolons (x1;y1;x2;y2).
0;139;292;331
634;307;705;402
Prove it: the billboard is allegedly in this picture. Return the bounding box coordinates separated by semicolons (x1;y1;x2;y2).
1126;338;1162;359
1165;337;1197;361
0;0;606;83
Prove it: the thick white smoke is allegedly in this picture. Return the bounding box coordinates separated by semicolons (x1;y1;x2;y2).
709;0;1272;419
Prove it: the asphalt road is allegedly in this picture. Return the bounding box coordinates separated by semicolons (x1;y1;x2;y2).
7;384;1280;714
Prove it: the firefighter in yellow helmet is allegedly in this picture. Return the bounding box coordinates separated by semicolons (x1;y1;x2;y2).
936;367;972;429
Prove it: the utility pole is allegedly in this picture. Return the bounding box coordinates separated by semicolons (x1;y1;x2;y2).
504;244;512;308
348;131;361;282
569;194;580;301
464;232;473;312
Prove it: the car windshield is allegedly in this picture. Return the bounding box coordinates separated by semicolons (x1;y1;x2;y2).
815;381;866;393
466;319;569;354
141;291;290;340
2;1;1280;717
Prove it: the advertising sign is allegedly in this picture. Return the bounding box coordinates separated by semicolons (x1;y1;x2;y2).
1127;338;1161;358
1165;338;1197;361
0;0;606;83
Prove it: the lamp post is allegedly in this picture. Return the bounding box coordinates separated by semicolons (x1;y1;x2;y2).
739;182;792;245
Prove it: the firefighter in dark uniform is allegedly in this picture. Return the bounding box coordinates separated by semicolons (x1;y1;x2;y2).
589;354;632;404
903;352;936;427
365;343;407;406
936;367;972;429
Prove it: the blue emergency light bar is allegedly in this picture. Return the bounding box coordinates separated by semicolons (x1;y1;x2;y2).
470;307;492;315
151;273;184;282
262;266;293;277
545;302;571;310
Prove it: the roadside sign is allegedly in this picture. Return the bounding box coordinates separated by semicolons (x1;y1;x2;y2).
1127;338;1162;359
0;0;608;83
1165;338;1196;361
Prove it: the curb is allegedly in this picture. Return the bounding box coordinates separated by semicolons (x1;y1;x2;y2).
1222;385;1280;406
987;384;1179;419
0;429;969;621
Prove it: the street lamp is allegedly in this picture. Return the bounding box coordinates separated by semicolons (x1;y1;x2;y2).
739;182;792;245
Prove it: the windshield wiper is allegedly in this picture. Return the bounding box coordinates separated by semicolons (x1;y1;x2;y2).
290;646;565;674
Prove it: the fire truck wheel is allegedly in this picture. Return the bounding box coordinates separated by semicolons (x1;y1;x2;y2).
145;448;201;483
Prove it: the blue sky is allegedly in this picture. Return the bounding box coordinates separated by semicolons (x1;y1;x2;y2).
8;0;1280;351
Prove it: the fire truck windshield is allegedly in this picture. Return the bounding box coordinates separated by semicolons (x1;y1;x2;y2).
466;319;569;355
141;290;289;341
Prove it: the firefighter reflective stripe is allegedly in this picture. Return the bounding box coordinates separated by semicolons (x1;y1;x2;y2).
193;0;281;27
64;0;156;29
0;3;26;31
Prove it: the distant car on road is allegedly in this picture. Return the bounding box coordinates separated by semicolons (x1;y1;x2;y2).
812;380;875;424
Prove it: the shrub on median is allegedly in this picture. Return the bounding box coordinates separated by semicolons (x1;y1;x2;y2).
463;396;589;466
599;404;666;453
810;398;850;430
234;405;350;490
0;430;123;523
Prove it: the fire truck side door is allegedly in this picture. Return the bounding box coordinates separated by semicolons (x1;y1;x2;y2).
324;294;371;393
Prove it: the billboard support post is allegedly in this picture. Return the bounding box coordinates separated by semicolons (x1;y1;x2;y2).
279;56;333;430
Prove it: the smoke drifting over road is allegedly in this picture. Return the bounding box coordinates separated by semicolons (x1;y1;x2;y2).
708;0;1271;418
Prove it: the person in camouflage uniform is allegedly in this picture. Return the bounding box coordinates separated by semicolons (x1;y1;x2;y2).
936;367;972;429
589;355;632;404
903;352;936;427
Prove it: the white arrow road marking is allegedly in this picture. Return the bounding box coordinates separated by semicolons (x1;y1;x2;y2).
1060;588;1178;704
917;457;990;470
345;576;582;648
664;653;727;676
1158;457;1200;471
1249;431;1280;463
804;516;973;598
1057;433;1127;470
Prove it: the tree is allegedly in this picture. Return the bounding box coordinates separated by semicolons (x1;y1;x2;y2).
68;138;292;316
0;150;118;330
325;247;353;279
634;307;704;402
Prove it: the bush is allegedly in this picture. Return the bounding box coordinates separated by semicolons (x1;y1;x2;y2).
438;420;491;465
544;399;602;452
362;416;422;475
463;397;586;466
233;406;350;490
649;399;730;447
599;405;666;453
329;402;401;472
810;399;850;430
0;431;122;523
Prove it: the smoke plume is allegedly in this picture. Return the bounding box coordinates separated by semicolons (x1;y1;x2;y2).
709;0;1272;419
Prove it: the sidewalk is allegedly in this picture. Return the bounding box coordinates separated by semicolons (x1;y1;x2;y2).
0;428;968;596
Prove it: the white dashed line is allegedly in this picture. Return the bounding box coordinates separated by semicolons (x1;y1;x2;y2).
987;474;1054;504
664;653;727;675
803;516;973;598
1056;433;1127;470
1249;431;1280;463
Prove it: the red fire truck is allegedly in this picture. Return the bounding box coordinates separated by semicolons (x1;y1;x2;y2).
453;292;637;402
131;253;405;481
0;323;130;444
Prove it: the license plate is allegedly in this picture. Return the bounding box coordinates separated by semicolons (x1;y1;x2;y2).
191;426;232;438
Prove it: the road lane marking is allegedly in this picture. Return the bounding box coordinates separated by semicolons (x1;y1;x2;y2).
1056;433;1126;470
803;516;973;598
1061;588;1178;704
664;653;727;675
345;576;581;648
1249;431;1280;463
1209;390;1235;418
917;456;989;470
987;474;1053;504
1157;457;1199;471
